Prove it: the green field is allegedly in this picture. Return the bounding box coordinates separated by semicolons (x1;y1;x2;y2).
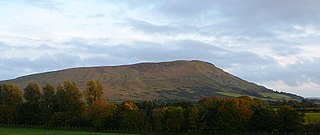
259;92;291;100
216;92;258;99
216;92;246;97
0;127;139;135
305;112;320;124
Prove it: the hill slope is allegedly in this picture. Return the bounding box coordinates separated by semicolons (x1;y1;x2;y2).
1;60;302;100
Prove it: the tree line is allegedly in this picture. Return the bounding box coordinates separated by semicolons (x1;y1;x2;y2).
0;80;314;133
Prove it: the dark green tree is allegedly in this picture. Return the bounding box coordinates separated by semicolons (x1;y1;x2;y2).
198;97;222;131
24;82;42;105
19;82;43;124
187;105;201;131
54;81;84;126
165;106;184;132
41;83;56;124
152;107;167;131
250;107;278;132
0;84;2;104
277;107;304;132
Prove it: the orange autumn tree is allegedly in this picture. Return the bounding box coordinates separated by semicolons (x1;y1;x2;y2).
215;96;254;131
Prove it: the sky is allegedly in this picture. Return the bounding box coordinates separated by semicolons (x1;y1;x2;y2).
1;0;320;97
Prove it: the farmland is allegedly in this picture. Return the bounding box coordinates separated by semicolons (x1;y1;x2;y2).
305;112;320;124
0;127;138;135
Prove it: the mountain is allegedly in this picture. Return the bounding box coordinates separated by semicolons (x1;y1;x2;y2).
0;60;302;101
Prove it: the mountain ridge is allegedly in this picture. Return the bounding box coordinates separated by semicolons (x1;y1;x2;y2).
1;60;303;101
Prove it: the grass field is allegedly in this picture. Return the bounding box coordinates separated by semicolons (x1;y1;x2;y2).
305;112;320;124
216;92;246;97
216;92;258;99
0;127;139;135
259;92;291;100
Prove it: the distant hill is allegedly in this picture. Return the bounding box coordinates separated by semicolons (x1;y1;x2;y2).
1;60;303;101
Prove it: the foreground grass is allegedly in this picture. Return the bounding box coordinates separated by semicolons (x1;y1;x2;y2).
0;127;139;135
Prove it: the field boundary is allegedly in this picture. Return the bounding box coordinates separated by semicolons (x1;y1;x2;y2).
0;124;144;134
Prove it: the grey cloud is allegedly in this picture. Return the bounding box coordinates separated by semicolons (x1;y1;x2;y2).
126;19;181;35
125;18;220;37
124;0;320;24
64;38;230;61
0;54;81;80
61;38;272;69
232;57;320;87
122;0;320;40
87;13;105;18
62;38;111;54
222;0;320;25
1;38;273;80
37;43;55;50
271;46;301;56
0;42;11;51
25;0;60;10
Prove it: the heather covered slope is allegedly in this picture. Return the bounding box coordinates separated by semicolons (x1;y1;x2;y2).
1;60;302;100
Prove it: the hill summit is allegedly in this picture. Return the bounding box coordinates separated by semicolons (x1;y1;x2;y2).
1;60;302;100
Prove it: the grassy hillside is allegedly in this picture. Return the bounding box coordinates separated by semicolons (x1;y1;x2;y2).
0;60;303;101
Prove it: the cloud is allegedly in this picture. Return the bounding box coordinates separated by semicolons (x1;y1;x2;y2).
148;0;320;25
122;0;320;40
0;42;10;51
53;38;275;74
25;0;60;10
1;1;320;97
0;53;81;80
263;81;320;97
86;13;105;18
126;19;180;35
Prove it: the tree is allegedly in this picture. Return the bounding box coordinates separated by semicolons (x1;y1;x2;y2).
41;83;56;124
0;105;18;124
24;82;42;105
250;107;278;132
187;105;201;131
85;80;104;105
54;81;84;126
56;81;83;112
165;106;184;132
19;82;43;124
0;83;23;106
88;100;108;128
152;107;167;131
87;99;118;129
0;84;2;104
198;96;222;131
120;101;146;130
277;107;304;132
49;112;72;127
0;83;23;124
215;97;253;132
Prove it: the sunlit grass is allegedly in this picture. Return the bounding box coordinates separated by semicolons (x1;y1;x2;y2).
305;112;320;124
259;92;290;99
